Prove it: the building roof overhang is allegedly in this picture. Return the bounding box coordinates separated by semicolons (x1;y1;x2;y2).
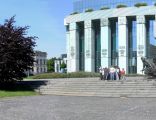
64;6;156;25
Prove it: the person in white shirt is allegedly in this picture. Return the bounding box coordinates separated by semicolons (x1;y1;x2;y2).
102;68;105;80
109;66;115;80
99;66;103;80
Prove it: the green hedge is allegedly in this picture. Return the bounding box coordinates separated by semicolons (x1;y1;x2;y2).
100;7;110;10
70;12;79;15
28;72;100;79
85;8;94;12
116;4;127;8
134;3;147;7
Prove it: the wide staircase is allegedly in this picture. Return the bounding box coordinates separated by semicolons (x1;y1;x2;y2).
34;77;156;97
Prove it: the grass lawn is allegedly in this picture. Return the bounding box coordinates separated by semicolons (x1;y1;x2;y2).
0;90;37;98
0;84;38;98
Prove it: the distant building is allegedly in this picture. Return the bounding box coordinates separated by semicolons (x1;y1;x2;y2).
55;54;67;73
27;51;47;75
33;51;47;74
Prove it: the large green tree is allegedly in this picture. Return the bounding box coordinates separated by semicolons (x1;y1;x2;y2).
0;17;36;84
47;58;56;72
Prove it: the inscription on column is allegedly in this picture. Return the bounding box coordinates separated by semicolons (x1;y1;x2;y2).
85;21;92;28
119;46;125;57
137;45;144;56
102;49;107;57
101;18;109;27
137;16;145;24
86;50;90;58
118;17;127;25
70;46;75;58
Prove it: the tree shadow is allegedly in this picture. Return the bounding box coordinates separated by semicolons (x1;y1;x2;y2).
0;80;48;91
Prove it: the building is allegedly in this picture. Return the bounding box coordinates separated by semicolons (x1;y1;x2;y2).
64;0;156;74
33;51;47;74
54;54;67;73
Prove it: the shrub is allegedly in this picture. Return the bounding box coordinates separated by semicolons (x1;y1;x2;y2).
100;7;110;10
134;3;147;7
70;12;79;15
28;72;100;79
60;62;66;69
85;8;94;12
154;3;156;6
116;4;127;8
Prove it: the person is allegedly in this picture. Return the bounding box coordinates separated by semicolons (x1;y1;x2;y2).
99;66;103;80
102;68;105;80
116;66;121;80
104;67;109;80
120;68;126;80
109;66;115;80
115;66;119;80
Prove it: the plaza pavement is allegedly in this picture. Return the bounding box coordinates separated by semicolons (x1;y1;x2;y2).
0;95;156;120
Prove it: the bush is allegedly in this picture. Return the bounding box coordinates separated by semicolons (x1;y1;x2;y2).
154;3;156;6
28;72;100;79
85;8;94;12
60;62;66;69
134;3;147;7
116;4;127;8
100;7;110;10
70;12;79;15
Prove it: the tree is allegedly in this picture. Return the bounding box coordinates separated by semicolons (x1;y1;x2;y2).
0;16;36;84
47;58;56;72
60;62;66;69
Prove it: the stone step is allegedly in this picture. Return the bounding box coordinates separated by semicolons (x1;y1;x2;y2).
40;86;156;89
40;92;156;97
40;89;156;92
44;83;156;87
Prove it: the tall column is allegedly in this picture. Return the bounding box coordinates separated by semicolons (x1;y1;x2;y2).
85;20;95;72
67;23;79;72
118;17;128;73
154;15;156;38
136;16;146;74
100;18;111;68
66;25;71;73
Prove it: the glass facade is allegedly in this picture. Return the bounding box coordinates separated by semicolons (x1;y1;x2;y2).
110;18;118;66
93;20;101;72
74;0;156;12
128;17;137;74
146;16;156;59
77;22;85;71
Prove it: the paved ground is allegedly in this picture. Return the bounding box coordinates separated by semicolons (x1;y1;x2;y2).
0;95;156;120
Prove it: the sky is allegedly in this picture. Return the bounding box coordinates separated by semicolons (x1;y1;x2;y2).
0;0;74;58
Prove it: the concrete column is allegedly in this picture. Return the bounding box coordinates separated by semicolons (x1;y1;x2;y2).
54;60;57;72
84;20;95;72
67;23;79;72
154;15;156;38
118;17;128;73
136;16;146;74
66;25;71;73
100;18;111;68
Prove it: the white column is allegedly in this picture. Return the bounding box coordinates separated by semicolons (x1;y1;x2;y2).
67;23;79;72
136;16;146;74
154;15;156;38
54;60;57;72
118;17;128;73
100;18;111;68
84;20;95;72
66;26;71;73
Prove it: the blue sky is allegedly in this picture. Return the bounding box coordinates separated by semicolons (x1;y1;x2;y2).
0;0;74;58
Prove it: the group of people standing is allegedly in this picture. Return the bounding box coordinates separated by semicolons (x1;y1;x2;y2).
99;66;125;80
